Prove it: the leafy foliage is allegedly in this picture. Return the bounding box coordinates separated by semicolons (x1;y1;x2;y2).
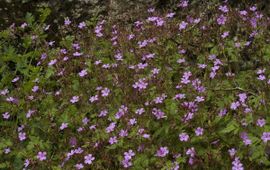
1;1;270;170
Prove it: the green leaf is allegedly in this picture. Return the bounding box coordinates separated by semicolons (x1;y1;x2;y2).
219;120;239;134
38;8;51;23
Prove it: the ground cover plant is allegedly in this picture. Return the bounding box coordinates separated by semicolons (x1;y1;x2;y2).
1;1;270;169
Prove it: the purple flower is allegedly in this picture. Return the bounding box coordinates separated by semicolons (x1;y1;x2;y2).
155;146;169;157
4;148;10;154
250;6;257;11
258;74;266;81
106;122;116;133
230;101;240;110
79;69;87;77
24;159;30;168
256;118;266;127
2;112;10;119
179;21;188;30
84;154;95;165
101;88;110;97
179;132;189;141
219;5;229;13
78;22;86;29
89;95;98;103
64;18;71;25
181;71;192;84
73;52;83;57
174;93;186;100
133;78;148;91
26;109;35;118
135;108;145;115
177;58;186;64
186;147;196;157
60;123;68;130
122;159;132;168
238;93;247;103
48;59;57;66
98;110;108;117
75;163;84;169
166;12;175;18
232;157;244;170
178;0;188;8
218;108;227;117
221;31;229;38
32;85;39;92
122;150;135;168
12;77;20;83
19;132;26;141
21;22;28;28
124;150;135;160
240;10;247;16
195;127;204;136
195;96;204;103
152;108;166;119
69;137;77;147
37;151;47;161
261;132;270;143
129;118;137;125
217;14;227;25
119;129;128;137
0;88;9;95
109;136;118;145
240;132;251;145
70;96;79;103
228;148;237;157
